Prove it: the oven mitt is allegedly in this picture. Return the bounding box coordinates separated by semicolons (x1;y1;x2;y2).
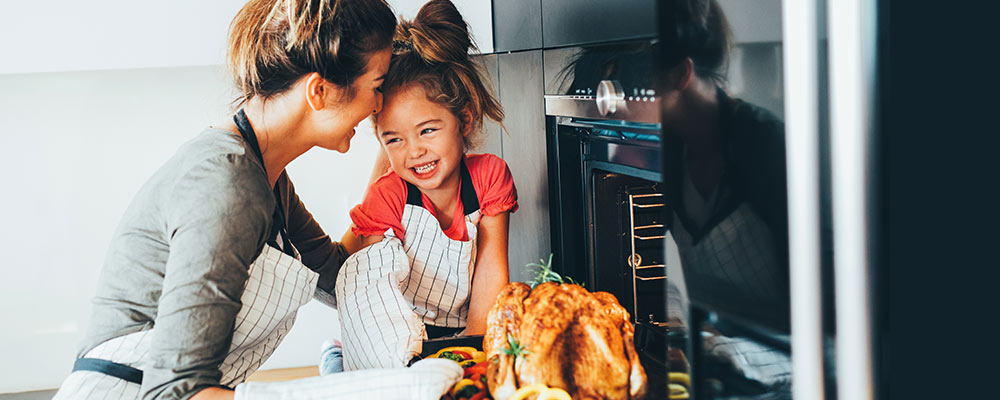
335;232;427;370
232;358;462;400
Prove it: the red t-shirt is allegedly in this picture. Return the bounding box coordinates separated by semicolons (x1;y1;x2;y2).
350;153;519;241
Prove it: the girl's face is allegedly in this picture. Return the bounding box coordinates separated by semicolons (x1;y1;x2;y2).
376;85;467;195
312;48;391;153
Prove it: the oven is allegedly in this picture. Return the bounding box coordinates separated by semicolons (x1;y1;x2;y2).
542;40;668;397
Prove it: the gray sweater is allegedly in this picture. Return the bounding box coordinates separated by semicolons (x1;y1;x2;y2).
80;128;348;399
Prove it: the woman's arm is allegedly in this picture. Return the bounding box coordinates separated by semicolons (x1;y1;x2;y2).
466;212;511;335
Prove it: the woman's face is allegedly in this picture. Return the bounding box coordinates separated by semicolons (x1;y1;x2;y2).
313;48;392;153
375;85;467;196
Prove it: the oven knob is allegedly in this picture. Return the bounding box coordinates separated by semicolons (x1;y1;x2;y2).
596;79;625;116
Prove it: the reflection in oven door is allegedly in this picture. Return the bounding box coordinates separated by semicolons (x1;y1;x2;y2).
543;40;668;395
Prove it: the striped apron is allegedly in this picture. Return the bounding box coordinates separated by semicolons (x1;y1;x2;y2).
336;163;481;370
52;243;320;399
53;109;320;399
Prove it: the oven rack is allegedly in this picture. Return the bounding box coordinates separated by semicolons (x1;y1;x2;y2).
627;192;667;325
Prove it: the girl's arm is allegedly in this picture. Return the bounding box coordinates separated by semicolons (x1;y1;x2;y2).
466;212;511;335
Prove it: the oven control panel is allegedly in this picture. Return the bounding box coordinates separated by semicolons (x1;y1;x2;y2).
546;80;661;123
570;86;658;103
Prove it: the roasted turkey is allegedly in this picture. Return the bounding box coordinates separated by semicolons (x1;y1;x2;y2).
483;282;648;399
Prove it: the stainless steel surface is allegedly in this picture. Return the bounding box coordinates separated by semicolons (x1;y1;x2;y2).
544;94;661;123
782;0;827;398
595;80;625;116
829;0;877;398
498;50;551;281
542;47;578;95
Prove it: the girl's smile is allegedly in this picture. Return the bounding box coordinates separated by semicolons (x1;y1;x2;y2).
411;160;439;177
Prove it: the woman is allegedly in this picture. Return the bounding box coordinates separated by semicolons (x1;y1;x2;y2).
660;0;789;332
49;1;465;399
660;0;792;396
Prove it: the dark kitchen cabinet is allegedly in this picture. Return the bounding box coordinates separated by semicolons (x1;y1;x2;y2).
541;0;657;48
496;50;550;281
475;53;503;158
492;0;542;52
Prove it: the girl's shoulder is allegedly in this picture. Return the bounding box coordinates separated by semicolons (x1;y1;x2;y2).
465;153;518;216
350;168;409;238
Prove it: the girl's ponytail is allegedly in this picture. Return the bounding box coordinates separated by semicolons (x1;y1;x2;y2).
384;0;504;150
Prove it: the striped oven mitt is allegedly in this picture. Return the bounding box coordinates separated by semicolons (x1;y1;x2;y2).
335;232;427;370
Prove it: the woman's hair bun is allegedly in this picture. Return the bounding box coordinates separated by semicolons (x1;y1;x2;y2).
399;0;474;64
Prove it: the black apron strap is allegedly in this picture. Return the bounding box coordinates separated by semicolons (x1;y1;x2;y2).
404;180;423;206
233;109;295;256
458;159;480;215
73;358;143;385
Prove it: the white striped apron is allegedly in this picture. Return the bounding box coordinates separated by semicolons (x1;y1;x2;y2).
52;244;319;399
336;163;480;370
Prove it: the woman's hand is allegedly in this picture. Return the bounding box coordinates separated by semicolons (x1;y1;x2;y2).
466;212;511;335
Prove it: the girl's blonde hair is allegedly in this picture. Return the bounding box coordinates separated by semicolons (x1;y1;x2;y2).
227;0;396;105
381;0;504;150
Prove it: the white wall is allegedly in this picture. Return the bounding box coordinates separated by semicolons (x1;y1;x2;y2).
0;64;384;393
0;0;498;393
0;0;494;75
0;1;247;74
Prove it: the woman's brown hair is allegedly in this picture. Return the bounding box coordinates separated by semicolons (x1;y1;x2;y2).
382;0;504;150
227;0;396;105
665;0;733;86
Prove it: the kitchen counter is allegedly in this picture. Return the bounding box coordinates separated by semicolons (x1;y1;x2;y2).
245;366;319;382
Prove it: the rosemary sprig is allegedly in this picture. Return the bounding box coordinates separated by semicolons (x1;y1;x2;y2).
500;332;530;360
525;254;583;288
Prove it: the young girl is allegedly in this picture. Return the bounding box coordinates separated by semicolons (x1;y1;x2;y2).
332;0;516;371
